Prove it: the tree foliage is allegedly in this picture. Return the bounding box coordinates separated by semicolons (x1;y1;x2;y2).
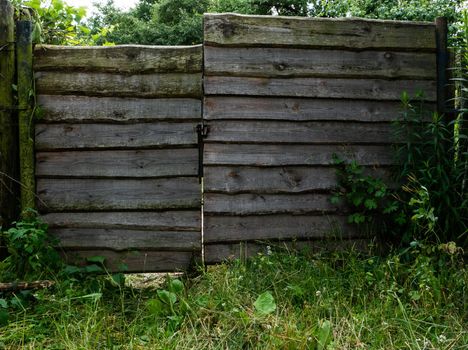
87;0;463;46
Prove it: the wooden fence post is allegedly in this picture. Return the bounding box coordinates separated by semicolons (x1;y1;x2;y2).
435;17;450;115
0;0;18;226
16;20;35;214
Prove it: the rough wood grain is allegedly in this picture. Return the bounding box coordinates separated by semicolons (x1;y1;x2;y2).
204;193;342;215
37;178;201;211
35;123;197;150
204;46;436;79
42;211;200;231
34;45;202;73
205;239;371;263
38;95;201;122
204;76;436;101
204;97;432;122
62;250;197;272
206;120;396;144
36;149;198;177
0;0;18;225
51;228;200;251
204;166;393;193
204;13;436;50
204;144;395;166
35;71;202;98
204;214;359;242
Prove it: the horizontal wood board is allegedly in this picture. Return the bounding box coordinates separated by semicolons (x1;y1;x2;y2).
204;76;436;101
205;239;371;264
62;250;198;272
35;122;198;150
36;149;198;178
36;71;202;98
204;13;436;50
204;46;436;79
38;95;201;122
202;14;437;255
34;45;202;73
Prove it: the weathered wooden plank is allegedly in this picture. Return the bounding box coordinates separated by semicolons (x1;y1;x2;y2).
204;166;393;193
35;123;197;150
62;250;196;272
38;95;201;122
36;149;198;177
51;228;200;251
204;193;341;215
0;0;18;225
204;214;359;242
204;97;434;122
35;72;202;98
204;13;436;50
42;211;200;231
204;76;436;101
204;144;395;166
37;178;201;211
205;239;371;263
204;46;436;79
34;45;202;73
206;120;396;144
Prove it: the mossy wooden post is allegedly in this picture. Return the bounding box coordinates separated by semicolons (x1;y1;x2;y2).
0;0;18;226
17;20;35;215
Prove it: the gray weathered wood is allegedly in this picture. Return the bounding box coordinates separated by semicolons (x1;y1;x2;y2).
17;20;36;213
204;76;436;101
204;46;436;79
204;144;395;166
204;166;393;193
36;71;202;98
204;13;436;50
35;122;197;150
42;211;200;231
34;45;202;73
204;97;433;122
37;178;201;211
205;239;370;263
38;95;201;122
204;214;359;242
206;120;396;144
36;149;198;177
51;228;200;251
63;250;196;272
204;193;342;215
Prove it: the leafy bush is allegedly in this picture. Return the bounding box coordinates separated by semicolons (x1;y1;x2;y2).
0;210;61;280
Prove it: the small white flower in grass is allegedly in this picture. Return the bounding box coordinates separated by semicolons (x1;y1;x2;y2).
266;245;272;255
315;290;322;297
437;335;447;343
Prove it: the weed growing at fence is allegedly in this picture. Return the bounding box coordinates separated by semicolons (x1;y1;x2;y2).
0;245;466;349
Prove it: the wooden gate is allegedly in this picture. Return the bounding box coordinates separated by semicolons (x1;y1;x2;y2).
202;14;439;263
34;45;203;272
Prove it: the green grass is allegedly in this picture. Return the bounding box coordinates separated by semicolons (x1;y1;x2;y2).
0;244;466;349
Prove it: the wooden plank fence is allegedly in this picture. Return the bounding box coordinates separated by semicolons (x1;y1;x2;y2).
202;13;438;263
0;2;450;271
34;45;203;272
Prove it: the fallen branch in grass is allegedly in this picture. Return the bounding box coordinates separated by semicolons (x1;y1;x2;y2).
0;280;54;292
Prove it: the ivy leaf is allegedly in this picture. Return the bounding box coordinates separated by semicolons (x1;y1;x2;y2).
254;291;276;315
0;309;8;327
0;299;8;309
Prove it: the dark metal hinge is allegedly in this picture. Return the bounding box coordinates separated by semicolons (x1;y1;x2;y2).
197;123;210;183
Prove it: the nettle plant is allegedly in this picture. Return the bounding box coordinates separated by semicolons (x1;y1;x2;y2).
331;155;406;237
0;210;61;280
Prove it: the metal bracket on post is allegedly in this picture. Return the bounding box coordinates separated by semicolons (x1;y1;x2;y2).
196;123;209;183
